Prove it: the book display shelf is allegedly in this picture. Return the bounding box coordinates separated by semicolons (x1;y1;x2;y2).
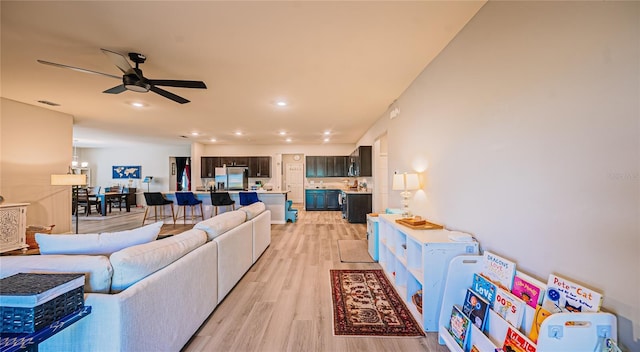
437;255;618;352
377;214;479;332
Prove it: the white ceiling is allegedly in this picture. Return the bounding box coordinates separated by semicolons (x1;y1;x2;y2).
1;1;484;147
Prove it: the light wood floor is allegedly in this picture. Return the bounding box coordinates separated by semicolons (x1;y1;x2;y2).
76;206;448;352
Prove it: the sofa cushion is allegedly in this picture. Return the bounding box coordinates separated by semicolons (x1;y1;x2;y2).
109;228;207;293
194;210;247;241
0;255;113;293
239;201;266;220
36;222;163;255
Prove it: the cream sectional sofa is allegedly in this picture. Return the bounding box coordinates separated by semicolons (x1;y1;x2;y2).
0;203;271;352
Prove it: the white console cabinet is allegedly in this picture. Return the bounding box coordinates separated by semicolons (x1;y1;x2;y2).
0;203;29;253
377;214;479;332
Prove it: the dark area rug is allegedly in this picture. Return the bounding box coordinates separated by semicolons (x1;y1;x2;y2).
330;269;425;337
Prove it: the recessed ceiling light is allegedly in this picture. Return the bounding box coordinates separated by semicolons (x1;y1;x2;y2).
210;138;217;142
191;132;199;136
324;138;330;142
324;131;331;135
131;102;145;108
279;131;287;136
276;101;287;107
235;131;243;136
285;138;292;143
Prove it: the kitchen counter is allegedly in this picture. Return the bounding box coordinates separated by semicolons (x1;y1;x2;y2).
164;190;290;224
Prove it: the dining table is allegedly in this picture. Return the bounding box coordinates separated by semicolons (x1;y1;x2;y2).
96;192;131;216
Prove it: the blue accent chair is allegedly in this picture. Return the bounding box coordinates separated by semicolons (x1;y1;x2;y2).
285;200;298;223
239;191;261;206
175;192;204;224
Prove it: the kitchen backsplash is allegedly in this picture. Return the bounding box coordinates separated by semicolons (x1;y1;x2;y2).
306;177;372;191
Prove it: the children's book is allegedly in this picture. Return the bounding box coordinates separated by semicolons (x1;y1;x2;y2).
541;274;603;313
472;273;497;307
462;288;490;331
470;345;481;352
448;304;471;350
503;326;537;352
528;305;552;343
511;274;544;309
481;251;516;290
493;287;525;329
601;338;622;352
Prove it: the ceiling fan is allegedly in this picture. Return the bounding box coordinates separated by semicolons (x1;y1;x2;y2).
37;49;207;104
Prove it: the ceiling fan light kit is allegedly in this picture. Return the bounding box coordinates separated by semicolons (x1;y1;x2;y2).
38;48;207;104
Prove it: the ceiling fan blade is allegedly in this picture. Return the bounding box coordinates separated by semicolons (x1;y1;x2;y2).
103;85;127;94
150;86;189;104
147;79;207;89
100;48;138;77
37;60;121;80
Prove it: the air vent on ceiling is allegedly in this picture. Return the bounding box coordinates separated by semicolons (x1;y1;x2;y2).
37;100;60;106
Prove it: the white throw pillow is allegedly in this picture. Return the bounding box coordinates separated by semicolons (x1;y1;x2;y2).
109;229;207;292
239;202;266;220
36;222;163;255
194;210;247;241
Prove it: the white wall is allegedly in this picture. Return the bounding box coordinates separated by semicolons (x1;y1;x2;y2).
82;144;190;197
0;98;75;233
360;2;639;349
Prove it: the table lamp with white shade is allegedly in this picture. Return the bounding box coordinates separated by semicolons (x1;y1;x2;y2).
392;172;420;217
51;173;87;234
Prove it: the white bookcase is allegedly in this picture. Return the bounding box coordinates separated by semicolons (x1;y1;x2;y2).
377;214;479;332
0;203;29;253
437;255;619;352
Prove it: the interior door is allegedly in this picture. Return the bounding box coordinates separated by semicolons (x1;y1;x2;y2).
285;162;304;203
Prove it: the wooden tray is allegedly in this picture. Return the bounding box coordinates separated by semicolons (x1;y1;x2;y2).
395;218;443;230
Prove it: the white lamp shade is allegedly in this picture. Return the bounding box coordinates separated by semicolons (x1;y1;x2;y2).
51;174;87;186
392;174;405;191
405;173;420;190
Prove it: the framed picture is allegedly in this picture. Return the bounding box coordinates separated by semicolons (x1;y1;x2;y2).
112;165;141;179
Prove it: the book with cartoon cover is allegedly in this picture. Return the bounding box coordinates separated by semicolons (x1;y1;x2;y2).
481;251;516;290
511;274;544;309
472;273;497;307
462;288;490;331
541;274;603;313
503;326;537;352
448;304;471;350
494;287;525;329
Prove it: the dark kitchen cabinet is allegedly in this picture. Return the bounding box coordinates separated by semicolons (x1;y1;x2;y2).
305;189;341;211
306;156;327;177
306;156;348;177
220;156;248;167
248;156;271;177
345;193;372;223
347;146;372;177
201;157;216;178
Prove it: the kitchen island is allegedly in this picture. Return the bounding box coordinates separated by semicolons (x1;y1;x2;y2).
164;190;289;224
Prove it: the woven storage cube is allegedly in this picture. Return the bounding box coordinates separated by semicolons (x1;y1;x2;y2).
1;273;85;334
1;286;84;333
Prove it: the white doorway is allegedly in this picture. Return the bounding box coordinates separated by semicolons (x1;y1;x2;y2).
374;134;389;213
283;155;304;203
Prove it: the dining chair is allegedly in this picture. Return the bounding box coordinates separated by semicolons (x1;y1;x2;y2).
209;191;236;217
143;192;176;225
239;191;260;206
76;188;101;216
175;192;204;224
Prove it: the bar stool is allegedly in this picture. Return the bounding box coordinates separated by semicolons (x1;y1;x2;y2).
209;191;235;217
239;191;260;206
143;192;176;225
175;192;204;224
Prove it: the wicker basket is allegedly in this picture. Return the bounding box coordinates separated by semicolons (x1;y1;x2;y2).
411;290;423;314
25;225;55;249
1;286;84;334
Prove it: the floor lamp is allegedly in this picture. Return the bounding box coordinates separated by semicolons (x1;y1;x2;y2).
51;173;87;234
392;172;420;217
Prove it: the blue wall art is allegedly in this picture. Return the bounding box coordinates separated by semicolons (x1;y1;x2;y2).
112;165;141;179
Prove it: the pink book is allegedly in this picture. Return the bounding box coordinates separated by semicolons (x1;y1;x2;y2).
511;275;543;309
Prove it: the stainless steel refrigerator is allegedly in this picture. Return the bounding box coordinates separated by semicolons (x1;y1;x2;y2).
214;166;248;191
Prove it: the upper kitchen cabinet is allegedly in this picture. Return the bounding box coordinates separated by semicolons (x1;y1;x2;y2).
248;156;271;177
201;157;216;177
327;156;348;177
348;146;372;177
306;156;349;177
220;156;248;167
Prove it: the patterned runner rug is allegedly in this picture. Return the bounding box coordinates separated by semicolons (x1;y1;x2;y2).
330;269;425;337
